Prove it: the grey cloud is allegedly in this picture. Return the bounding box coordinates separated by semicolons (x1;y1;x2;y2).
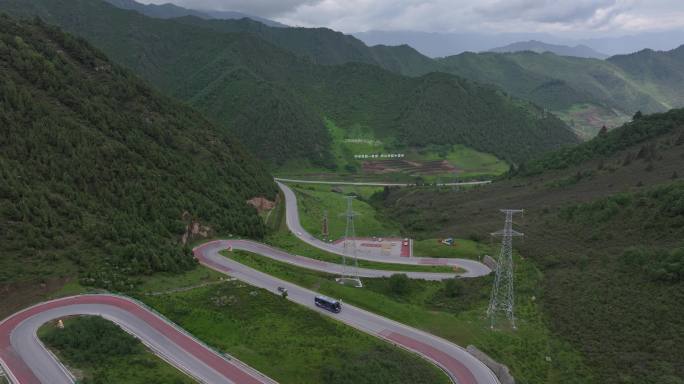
476;0;621;23
141;0;684;38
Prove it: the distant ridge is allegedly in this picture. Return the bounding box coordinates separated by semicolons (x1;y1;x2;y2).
103;0;287;27
489;40;608;59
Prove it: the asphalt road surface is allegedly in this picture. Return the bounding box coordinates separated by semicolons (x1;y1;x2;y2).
276;181;492;278
1;239;500;384
1;181;498;384
227;239;462;280
0;295;276;384
197;240;500;384
274;178;492;187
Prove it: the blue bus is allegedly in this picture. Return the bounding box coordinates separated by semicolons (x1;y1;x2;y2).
314;295;341;313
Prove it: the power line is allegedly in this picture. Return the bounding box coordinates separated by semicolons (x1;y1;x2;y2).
487;209;524;329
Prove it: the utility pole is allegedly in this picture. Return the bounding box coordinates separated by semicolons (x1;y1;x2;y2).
336;196;362;287
487;209;524;329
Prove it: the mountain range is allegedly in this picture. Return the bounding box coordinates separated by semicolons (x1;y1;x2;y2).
102;0;287;27
5;0;683;144
354;29;684;57
489;40;608;59
102;1;684;139
0;0;580;168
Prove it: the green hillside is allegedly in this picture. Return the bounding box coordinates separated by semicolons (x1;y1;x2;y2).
0;15;276;300
0;0;335;167
174;16;437;75
162;13;684;142
0;0;579;168
608;45;684;108
519;108;684;175
90;1;684;142
436;52;661;136
372;109;684;383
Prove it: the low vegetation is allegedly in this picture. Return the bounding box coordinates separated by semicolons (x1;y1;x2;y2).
411;238;490;259
139;279;451;384
518;108;684;175
291;183;400;240
227;250;594;384
276;118;509;181
372;112;684;383
264;231;457;273
39;316;194;384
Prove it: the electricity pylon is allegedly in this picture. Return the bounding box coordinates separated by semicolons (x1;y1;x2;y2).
487;209;524;329
336;196;362;287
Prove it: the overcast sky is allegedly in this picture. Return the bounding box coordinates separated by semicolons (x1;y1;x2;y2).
139;0;684;37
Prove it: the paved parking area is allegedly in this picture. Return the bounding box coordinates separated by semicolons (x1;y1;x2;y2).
331;237;411;257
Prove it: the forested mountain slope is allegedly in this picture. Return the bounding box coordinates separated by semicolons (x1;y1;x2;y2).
174;16;436;75
0;15;276;297
0;0;579;166
76;0;684;141
373;109;684;384
103;0;286;27
0;0;335;167
608;45;684;108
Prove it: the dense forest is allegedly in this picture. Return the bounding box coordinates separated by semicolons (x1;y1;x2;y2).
0;0;580;166
0;16;276;290
372;110;684;383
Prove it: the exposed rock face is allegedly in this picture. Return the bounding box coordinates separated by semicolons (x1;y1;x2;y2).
181;211;213;245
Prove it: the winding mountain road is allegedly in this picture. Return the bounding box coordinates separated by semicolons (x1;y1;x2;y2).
0;180;498;384
277;181;492;277
197;240;500;384
226;239;462;280
0;295;275;384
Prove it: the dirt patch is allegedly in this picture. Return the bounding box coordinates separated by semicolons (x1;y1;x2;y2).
246;197;276;213
362;159;458;175
181;211;213;245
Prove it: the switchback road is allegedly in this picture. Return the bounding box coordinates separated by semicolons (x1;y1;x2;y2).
277;181;492;277
0;295;275;384
227;239;462;280
1;181;499;384
197;240;500;384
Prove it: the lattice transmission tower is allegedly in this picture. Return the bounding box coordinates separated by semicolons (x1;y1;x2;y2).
487;209;524;329
336;196;362;287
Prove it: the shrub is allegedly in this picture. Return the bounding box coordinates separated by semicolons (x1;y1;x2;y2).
388;274;411;295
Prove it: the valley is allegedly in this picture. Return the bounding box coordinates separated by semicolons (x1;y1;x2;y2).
1;1;683;384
